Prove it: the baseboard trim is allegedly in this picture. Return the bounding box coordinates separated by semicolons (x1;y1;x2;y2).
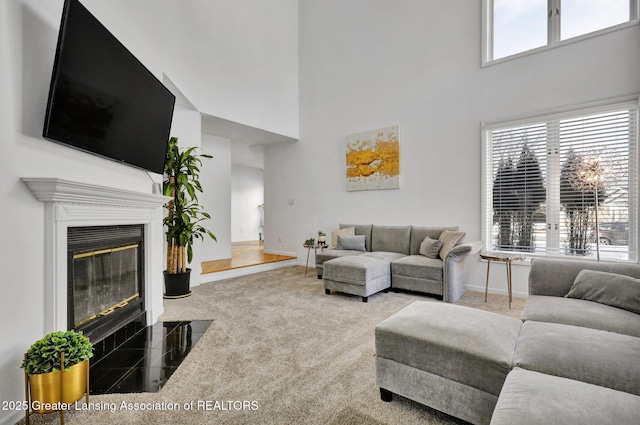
200;259;298;283
466;284;528;299
264;249;297;257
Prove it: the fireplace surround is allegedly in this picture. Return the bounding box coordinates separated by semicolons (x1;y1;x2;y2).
22;178;170;340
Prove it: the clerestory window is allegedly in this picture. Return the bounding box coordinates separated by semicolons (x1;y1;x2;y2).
482;99;639;261
484;0;639;63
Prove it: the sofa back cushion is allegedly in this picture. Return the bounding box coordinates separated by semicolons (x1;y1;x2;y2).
371;225;411;255
410;226;459;255
340;224;373;252
529;258;640;297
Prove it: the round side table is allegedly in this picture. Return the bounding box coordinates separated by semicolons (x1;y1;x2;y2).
480;253;525;309
304;243;327;275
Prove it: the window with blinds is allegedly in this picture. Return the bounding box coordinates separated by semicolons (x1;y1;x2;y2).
484;101;638;261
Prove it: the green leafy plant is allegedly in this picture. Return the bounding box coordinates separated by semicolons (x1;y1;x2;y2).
21;330;93;376
304;238;316;246
164;137;217;274
318;231;326;237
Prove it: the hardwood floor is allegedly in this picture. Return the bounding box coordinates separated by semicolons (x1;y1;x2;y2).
201;240;296;274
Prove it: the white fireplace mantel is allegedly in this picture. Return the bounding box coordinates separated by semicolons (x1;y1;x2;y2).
22;177;171;335
22;177;169;208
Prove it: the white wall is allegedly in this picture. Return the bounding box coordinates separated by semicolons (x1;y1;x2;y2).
231;165;265;242
201;134;233;262
80;0;300;139
265;0;640;297
0;1;298;423
193;0;299;138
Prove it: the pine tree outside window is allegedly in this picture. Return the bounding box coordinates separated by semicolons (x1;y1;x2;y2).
483;100;639;261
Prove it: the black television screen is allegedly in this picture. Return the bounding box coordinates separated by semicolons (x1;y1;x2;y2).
43;0;175;174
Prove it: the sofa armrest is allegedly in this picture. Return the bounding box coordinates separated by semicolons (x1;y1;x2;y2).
442;241;481;302
446;241;482;262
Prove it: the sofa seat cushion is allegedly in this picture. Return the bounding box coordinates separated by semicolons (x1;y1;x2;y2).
521;295;640;338
315;249;363;267
490;368;640;425
375;302;522;397
513;321;640;396
391;255;443;282
323;256;390;286
361;251;407;262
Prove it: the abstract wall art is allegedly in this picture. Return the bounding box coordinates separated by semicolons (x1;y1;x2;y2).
346;125;400;191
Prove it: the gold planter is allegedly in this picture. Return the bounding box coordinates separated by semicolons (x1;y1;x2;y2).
25;359;89;425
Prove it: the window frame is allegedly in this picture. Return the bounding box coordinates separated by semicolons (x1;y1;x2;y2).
481;97;639;262
482;0;640;66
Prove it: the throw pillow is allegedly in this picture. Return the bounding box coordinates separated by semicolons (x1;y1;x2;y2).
565;269;640;314
336;234;366;251
438;230;466;260
419;236;442;259
331;226;355;249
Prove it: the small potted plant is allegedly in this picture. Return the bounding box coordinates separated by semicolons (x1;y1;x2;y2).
304;238;316;247
164;137;217;298
317;231;326;245
21;330;93;417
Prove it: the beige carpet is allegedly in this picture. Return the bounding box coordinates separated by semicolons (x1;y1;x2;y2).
21;266;525;425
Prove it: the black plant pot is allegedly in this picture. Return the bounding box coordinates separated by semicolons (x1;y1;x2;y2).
163;268;192;298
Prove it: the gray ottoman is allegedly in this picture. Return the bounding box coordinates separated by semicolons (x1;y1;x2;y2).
323;256;391;302
375;301;522;425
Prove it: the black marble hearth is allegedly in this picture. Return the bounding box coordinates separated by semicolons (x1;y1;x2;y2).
89;318;212;394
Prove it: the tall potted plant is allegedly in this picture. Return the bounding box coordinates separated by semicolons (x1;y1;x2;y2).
163;137;217;298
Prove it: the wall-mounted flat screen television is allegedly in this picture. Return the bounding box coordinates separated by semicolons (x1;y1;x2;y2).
43;0;175;175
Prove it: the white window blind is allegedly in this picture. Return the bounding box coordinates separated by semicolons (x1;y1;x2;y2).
484;101;638;261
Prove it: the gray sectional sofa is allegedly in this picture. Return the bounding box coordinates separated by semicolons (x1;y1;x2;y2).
375;258;640;425
491;258;640;425
316;224;481;302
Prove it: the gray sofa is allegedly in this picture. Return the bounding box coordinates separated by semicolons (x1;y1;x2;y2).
316;224;480;302
375;258;640;425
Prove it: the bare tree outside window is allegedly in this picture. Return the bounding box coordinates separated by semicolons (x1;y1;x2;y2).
560;149;607;256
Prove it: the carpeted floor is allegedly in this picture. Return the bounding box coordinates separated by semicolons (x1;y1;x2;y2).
20;266;525;425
